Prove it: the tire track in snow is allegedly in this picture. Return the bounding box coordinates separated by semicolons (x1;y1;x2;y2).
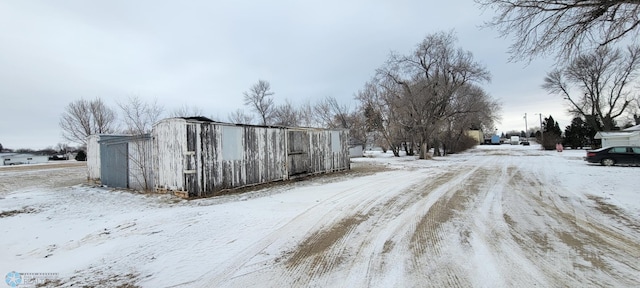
208;158;483;287
189;169;433;287
262;167;464;287
345;168;469;288
448;160;553;287
501;162;640;287
270;152;491;287
407;160;499;287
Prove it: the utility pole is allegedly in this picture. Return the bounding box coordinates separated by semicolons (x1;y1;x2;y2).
539;114;543;144
535;113;544;146
524;113;528;141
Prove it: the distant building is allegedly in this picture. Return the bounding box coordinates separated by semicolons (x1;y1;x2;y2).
466;130;484;145
348;139;364;158
593;125;640;147
594;131;640;147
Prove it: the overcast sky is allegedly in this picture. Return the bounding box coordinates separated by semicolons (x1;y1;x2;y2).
0;0;570;150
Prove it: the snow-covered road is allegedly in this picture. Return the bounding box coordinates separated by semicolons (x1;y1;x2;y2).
1;144;639;287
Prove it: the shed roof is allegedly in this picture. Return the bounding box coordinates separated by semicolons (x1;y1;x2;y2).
594;131;640;139
623;124;640;131
98;134;151;145
181;116;215;122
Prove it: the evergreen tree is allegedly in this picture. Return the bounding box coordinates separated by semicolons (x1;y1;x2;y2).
578;115;604;147
541;115;563;150
563;117;589;149
75;150;87;161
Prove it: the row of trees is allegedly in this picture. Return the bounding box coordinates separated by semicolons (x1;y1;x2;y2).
59;32;501;160
237;80;360;130
238;32;501;158
527;114;636;150
59;97;202;146
59;93;364;147
0;142;79;156
497;113;621;151
62;0;640;158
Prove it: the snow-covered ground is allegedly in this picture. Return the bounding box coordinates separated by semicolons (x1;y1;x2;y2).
1;143;639;287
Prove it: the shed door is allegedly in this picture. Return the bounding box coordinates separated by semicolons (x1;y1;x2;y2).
100;142;128;188
287;130;309;176
184;124;199;197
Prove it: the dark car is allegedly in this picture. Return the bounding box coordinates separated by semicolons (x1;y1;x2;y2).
585;146;640;166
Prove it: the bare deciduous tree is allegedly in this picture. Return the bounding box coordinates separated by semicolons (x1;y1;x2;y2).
314;96;352;129
59;98;117;145
227;109;254;124
441;84;501;153
375;31;491;158
169;104;204;118
543;45;640;131
117;96;164;191
273;100;301;127
478;0;640;61
243;80;275;125
117;95;164;134
297;101;317;127
356;81;406;156
56;143;70;154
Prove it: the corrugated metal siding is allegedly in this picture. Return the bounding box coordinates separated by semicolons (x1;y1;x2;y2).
97;135;153;190
87;135;101;181
100;141;129;188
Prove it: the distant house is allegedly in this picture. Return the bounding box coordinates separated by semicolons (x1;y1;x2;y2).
1;153;49;166
348;139;364;158
466;130;484;145
594;126;640;147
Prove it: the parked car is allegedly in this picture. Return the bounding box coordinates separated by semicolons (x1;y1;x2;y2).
585;146;640;166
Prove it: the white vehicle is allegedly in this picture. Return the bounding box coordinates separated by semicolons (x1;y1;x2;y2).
510;136;520;145
1;154;49;165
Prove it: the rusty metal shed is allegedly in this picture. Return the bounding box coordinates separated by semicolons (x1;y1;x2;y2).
153;117;350;197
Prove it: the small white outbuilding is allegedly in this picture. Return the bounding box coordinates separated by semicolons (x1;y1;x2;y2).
594;130;640;147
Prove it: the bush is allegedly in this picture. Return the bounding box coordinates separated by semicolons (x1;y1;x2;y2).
75;150;87;161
